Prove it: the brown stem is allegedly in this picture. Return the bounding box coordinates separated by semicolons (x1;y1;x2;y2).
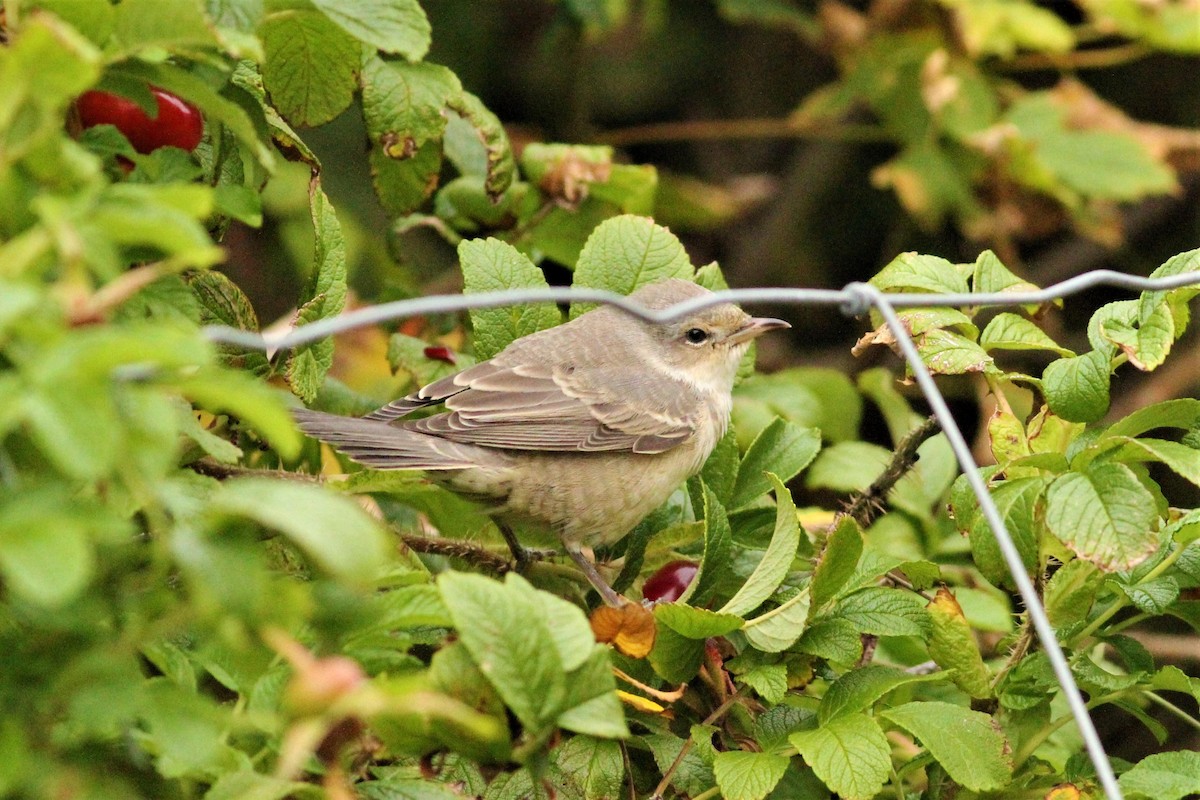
843;415;941;529
190;458;322;482
999;42;1152;73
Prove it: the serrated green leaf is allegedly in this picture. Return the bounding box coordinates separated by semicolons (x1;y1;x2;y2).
260;10;360;127
736;663;789;704
972;249;1039;295
968;476;1046;589
743;586;811;652
882;701;1012;791
700;429;740;507
734;366;862;445
1120;575;1180;615
648;623;706;684
819;665;948;724
112;0;218;53
556;736;624;800
871;252;969;295
458;238;561;359
835;586;930;637
1045;462;1159;572
980;312;1073;355
1103;398;1200;440
569;215;693;318
720;473;801;617
731;419;821;509
437;572;566;735
288;179;347;403
311;0;430;59
646;734;715;797
789;713;890;800
1043;350;1111;423
811;516;863;609
1044;558;1103;628
1104;437;1200;490
917;328;997;375
679;483;732;606
654;603;742;638
1100;300;1175;371
445;91;515;201
713;751;790;800
557;646;627;739
210;478;390;582
1119;750;1200;800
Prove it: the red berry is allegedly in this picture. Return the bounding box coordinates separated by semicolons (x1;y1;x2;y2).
77;86;203;154
642;560;699;604
423;345;456;364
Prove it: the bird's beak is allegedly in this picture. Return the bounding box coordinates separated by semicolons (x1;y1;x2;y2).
729;317;790;345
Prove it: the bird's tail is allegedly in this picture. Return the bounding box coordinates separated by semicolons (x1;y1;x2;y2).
291;408;485;470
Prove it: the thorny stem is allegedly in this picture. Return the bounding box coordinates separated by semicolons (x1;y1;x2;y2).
650;688;748;800
991;614;1036;691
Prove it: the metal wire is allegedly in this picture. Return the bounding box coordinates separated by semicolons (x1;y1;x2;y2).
203;266;1200;800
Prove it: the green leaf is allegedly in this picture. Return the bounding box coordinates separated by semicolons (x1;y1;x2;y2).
311;0;431;59
437;572;566;735
288;178;347;403
805;441;891;493
556;646;627;739
789;713;891;800
938;0;1074;57
112;0;218;53
1105;437;1200;490
1120;575;1180;615
1043;350;1111;423
968;476;1046;589
1044;558;1103;628
655;603;743;639
712;751;790;800
260;10;360;127
980;313;1073;356
646;734;715;797
797;617;863;664
870;252;969;295
1045;462;1159;572
210;478;391;582
1006;93;1176;203
1100;301;1175;371
569;215;694;318
700;429;740;507
445;91;516;201
972;249;1039;295
916;328;997;375
1118;750;1200;800
733;367;862;445
172;368;301;458
556;736;624;800
0;488;95;607
205;770;317;800
811;516;864;609
731;419;821;509
458;238;561;359
1103;398;1200;440
819;665;947;724
648;624;706;684
835;586;930;637
736;663;789;704
743;587;811;652
720;473;801;617
882;701;1012;791
679;483;732;606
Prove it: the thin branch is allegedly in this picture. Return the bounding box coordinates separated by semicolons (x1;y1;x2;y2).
843;415;941;528
594;117;894;147
650;688;748;800
999;42;1152;73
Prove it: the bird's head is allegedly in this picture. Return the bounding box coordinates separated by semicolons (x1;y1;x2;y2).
630;279;790;390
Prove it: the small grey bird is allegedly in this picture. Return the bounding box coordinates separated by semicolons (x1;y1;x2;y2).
292;279;789;604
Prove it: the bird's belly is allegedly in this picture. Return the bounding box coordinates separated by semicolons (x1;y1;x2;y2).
486;443;707;548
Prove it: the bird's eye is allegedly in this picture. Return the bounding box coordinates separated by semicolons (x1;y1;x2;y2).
684;328;709;344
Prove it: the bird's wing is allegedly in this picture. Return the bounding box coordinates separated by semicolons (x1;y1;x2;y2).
366;359;702;455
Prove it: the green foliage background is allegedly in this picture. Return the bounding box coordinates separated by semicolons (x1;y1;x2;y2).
0;1;1198;799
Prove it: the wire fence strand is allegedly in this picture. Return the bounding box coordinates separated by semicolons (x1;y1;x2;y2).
203;267;1200;800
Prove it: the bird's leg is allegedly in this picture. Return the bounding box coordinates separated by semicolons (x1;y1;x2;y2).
564;544;623;607
496;521;532;573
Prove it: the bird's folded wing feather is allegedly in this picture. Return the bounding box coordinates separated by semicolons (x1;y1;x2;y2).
364;359;702;455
